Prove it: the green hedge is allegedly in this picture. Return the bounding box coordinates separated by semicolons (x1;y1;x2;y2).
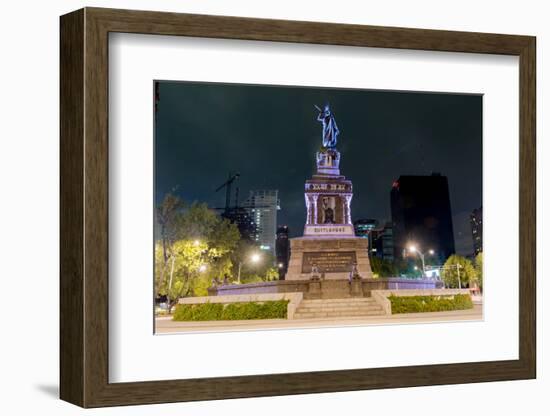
389;294;473;314
173;300;289;321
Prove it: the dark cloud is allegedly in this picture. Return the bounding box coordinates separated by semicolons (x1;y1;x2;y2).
155;81;482;256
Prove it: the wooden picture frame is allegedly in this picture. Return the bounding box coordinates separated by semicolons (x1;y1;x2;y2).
60;7;536;408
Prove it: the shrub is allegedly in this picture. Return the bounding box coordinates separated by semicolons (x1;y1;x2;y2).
172;302;224;321
173;300;289;321
389;294;473;314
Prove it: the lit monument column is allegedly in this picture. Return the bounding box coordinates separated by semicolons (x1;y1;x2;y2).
304;194;311;224
312;194;319;225
344;194;353;224
341;197;347;224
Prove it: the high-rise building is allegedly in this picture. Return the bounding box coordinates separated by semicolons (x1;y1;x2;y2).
391;173;455;262
275;225;290;280
242;190;280;255
354;219;379;257
353;219;379;238
372;222;394;262
221;207;257;242
470;207;483;256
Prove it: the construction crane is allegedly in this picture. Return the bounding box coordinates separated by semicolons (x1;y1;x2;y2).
215;172;240;214
214;172;272;212
214;172;278;244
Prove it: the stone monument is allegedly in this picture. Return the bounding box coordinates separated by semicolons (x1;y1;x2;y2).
286;104;373;280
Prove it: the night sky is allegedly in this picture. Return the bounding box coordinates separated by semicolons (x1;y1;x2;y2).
154;81;482;256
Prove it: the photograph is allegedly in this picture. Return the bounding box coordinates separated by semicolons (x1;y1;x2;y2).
50;4;538;410
153;80;484;334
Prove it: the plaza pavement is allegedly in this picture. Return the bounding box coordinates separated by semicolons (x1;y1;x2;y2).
155;304;482;334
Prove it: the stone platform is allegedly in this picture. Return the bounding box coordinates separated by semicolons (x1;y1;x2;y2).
208;278;443;300
286;236;372;280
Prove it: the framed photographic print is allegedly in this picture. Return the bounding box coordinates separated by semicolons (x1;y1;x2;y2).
60;7;536;408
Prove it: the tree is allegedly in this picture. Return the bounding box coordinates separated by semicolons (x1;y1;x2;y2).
154;199;241;311
228;239;275;283
155;193;185;297
163;239;209;309
264;267;279;281
392;258;413;277
475;252;483;291
370;257;398;278
441;255;476;288
176;202;220;241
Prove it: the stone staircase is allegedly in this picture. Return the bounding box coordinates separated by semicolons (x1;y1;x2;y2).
293;297;386;319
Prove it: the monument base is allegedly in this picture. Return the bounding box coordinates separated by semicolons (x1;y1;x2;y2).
285;236;373;280
208;278;444;299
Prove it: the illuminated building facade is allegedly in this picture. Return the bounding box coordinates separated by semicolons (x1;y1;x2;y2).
242;190;280;255
470;207;483;255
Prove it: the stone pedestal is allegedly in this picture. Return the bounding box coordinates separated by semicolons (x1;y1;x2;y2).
307;278;322;299
350;277;364;297
286;237;373;280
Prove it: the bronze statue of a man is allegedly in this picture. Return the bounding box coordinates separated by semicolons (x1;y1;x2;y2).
316;104;340;148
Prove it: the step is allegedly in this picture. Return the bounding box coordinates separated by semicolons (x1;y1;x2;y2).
299;303;380;309
296;304;381;310
293;310;386;319
303;297;376;302
292;297;386;319
301;299;378;306
301;302;379;307
296;305;382;312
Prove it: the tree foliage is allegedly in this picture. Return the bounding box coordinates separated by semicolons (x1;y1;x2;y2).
154;194;240;310
229;239;276;283
155;193;284;311
475;252;483;291
155;193;185;295
370;257;398;278
441;255;477;288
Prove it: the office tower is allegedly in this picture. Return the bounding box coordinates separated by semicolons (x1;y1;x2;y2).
353;219;379;238
242;190;280;255
470;207;483;255
221;207;257;242
275;225;290;279
391;173;455;262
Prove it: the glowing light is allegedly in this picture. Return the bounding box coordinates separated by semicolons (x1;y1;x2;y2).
278;263;284;268
429;249;435;255
193;240;200;246
250;253;261;263
198;264;207;272
408;245;417;253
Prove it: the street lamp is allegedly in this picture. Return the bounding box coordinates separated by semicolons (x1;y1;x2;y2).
237;252;262;283
408;245;434;277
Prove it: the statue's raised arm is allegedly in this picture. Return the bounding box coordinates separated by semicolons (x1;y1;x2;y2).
315;104;340;148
